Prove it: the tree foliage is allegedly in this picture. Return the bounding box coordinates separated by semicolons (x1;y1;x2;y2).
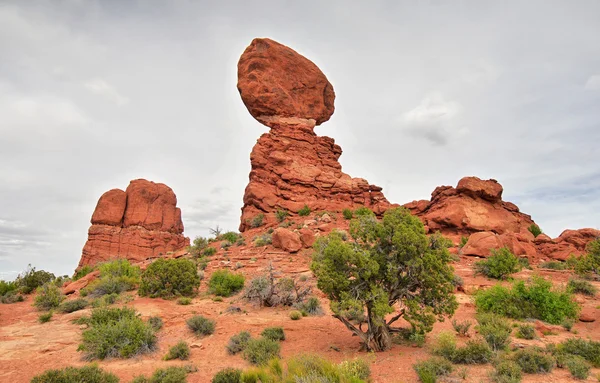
311;207;458;351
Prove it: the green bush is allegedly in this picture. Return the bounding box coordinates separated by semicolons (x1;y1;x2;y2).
573;238;600;277
34;283;65;310
294;296;323;316
0;280;17;296
148;316;163;331
342;208;353;220
38;311;53;323
298;205;311;216
413;356;453;383
491;360;522;383
539;261;566;270
275;209;289;223
187;315;215;337
83;259;141;297
243;338;281;365
511;347;555;374
560;338;600;367
139;258;200;298
78;307;157;360
528;224;542;238
15;265;55;294
220;231;241;243
459;236;469;248
188;236;208;257
515;324;536;340
565;355;591;380
451;319;471;336
227;331;251;355
60;298;88;313
177;297;192;305
253;233;272;247
475;276;579;324
568;279;597;296
353;206;374;217
132;366;195;383
31;365;119;383
73;265;95;281
477;313;512;350
212;368;242;383
250;214;265;228
261;327;285;341
338;359;371;381
208;270;244;297
432;331;492;364
163;341;190;361
474;247;521;280
290;310;302;320
1;291;25;304
203;247;217;257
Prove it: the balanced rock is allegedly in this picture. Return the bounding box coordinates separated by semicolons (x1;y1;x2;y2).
78;179;189;269
237;38;392;231
237;38;335;127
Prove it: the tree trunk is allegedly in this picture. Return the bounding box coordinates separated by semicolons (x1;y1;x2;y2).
364;324;392;351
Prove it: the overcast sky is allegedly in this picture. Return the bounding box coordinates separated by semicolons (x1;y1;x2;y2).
1;0;599;279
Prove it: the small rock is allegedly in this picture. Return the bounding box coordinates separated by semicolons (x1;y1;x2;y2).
320;213;332;223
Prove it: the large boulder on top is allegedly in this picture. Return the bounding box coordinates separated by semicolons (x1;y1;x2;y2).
272;228;302;253
237;38;335;127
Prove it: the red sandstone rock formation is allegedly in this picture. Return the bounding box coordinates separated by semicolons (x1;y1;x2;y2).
536;228;600;261
78;179;189;269
237;38;391;231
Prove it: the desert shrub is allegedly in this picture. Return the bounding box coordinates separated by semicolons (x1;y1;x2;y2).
208;270;245;297
560;338;600;367
491;361;522;383
73;265;95;281
298;205;311;216
148;316;163;331
78;306;157;360
342;208;353;220
31;365;119;383
227;331;251;355
515;324;536;340
1;291;25;304
139;258;200;298
244;265;311;307
573;238;600;277
39;311;53;323
474;247;521;280
60;298;88;313
163;341;190;361
459;236;469;248
511;347;555;374
34;283;65;310
290;310;302;320
253;233;272;247
477;313;512;350
83;259;141;297
203;247;217;257
275;209;289;223
212;368;242;383
294;296;323;316
220;231;241;243
475;276;579;324
338;359;371;380
432;331;492;364
413;356;453;383
528;224;542;238
0;279;17;296
15;265;55;294
132;366;196;383
565;355;591;380
353;206;374;217
568;278;597;296
243;338;281;365
250;214;265;228
188;236;209;257
261;327;285;341
312;208;458;351
539;261;566;270
187;315;215;337
451;319;472;336
177;297;192;305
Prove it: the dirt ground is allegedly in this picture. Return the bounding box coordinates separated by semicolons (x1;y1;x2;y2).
1;252;599;383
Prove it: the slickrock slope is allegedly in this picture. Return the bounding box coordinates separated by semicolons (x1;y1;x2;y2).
237;38;391;231
77;179;189;269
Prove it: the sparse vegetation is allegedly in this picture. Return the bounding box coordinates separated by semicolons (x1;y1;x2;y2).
60;298;88;313
515;324;536;340
139;258;200;298
565;355;591;380
203;247;217;257
298;205;311;216
250;213;265;228
451;319;472;336
0;291;24;304
261;327;285;341
77;307;157;360
491;360;522;383
432;331;493;364
226;331;251;355
148;316;163;331
244;264;311;307
38;311;53;323
242;337;281;365
254;233;272;247
290;310;302;320
528;224;542;238
568;278;597;296
413;356;453;383
572;238;600;278
31;365;119;383
559;338;600;367
275;209;289;223
475;276;579;324
208;269;245;297
220;231;241;243
82;259;141;298
294;296;323;316
132;366;196;383
177;297;192;305
212;368;242;383
539;260;567;270
510;347;555;374
73;265;95;281
477;313;512;350
186;315;215;337
342;208;353;220
459;236;469;248
34;283;65;311
163;341;190;361
15;265;55;294
474;247;521;280
353;206;374;217
312;208;458;351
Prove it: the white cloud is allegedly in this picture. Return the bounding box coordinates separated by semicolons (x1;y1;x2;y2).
585;74;600;90
84;78;130;106
402;92;463;145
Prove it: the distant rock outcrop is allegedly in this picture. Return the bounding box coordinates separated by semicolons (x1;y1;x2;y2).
77;179;189;269
237;38;391;231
